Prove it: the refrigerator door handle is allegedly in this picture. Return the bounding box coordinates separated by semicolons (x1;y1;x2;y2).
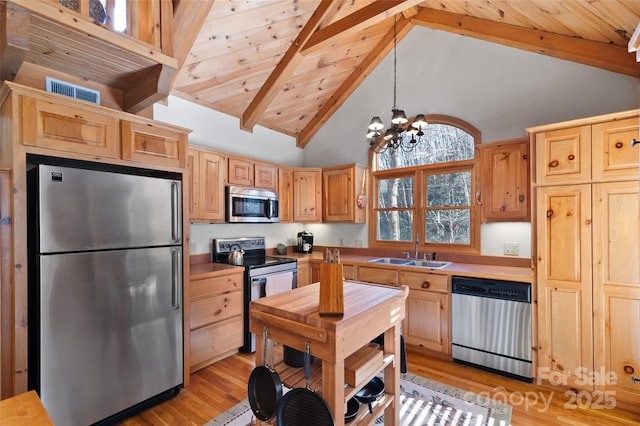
171;247;182;310
171;182;182;243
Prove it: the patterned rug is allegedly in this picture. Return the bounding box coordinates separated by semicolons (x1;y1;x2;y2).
206;372;512;425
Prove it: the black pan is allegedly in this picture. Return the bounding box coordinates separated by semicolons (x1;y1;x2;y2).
354;376;385;414
344;397;360;423
276;342;335;426
247;328;283;421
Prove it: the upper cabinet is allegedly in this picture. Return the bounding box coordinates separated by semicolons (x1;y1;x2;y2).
188;146;227;222
293;168;322;223
2;0;178;113
478;138;530;221
227;156;278;190
322;163;366;223
278;168;294;223
532;112;639;185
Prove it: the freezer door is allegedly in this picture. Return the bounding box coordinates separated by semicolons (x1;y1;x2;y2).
39;246;183;426
37;164;182;253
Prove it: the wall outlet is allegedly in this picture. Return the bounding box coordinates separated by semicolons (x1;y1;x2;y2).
503;242;519;256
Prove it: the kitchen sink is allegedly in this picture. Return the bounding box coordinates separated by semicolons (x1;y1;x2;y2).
368;257;411;265
368;258;452;269
405;260;451;269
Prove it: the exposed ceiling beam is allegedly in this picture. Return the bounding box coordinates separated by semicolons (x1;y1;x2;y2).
412;7;640;78
297;15;414;148
171;0;215;69
301;0;423;56
240;1;340;133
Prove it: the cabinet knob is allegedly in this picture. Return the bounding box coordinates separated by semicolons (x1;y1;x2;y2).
549;160;559;168
624;365;635;374
615;142;624;149
546;209;554;218
421;281;430;289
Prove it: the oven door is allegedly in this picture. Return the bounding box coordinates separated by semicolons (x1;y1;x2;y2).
226;185;279;223
241;265;297;353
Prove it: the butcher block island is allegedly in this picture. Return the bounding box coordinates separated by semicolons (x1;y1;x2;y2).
250;281;408;426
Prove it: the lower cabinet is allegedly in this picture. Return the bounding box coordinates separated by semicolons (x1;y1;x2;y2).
297;262;312;286
400;271;450;354
189;270;244;372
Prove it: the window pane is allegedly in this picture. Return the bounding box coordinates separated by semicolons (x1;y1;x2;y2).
377;211;413;241
425;209;470;244
427;172;471;207
378;177;414;208
378;123;475;170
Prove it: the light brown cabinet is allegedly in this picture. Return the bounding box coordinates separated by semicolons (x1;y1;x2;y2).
297;261;312;286
228;156;278;190
278;168;294;222
399;271;450;353
356;266;398;286
121;120;187;168
293;168;322;222
21;95;120;158
535;115;638;185
479;138;529;221
189;270;244;372
531;109;640;401
188;146;227;222
322;163;366;223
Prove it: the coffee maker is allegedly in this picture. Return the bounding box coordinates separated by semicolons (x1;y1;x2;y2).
297;231;313;253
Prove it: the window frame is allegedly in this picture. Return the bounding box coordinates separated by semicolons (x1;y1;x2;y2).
368;114;481;254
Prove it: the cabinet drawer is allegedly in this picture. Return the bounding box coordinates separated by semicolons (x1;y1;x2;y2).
190;291;243;329
21;96;119;158
399;271;449;293
343;264;355;280
121;120;186;168
191;273;243;299
357;266;398;286
190;316;243;368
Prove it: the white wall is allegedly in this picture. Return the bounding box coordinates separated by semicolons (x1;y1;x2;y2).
155;27;639;257
302;27;639;257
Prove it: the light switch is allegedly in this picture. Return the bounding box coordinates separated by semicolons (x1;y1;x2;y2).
503;242;519;256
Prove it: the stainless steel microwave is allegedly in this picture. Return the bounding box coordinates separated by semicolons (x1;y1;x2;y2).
226;185;279;223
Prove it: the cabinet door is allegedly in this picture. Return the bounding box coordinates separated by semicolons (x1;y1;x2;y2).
356;266;398;286
592;181;640;402
536;185;593;389
198;151;227;221
228;157;253;186
187;149;200;219
592;117;640;180
404;290;449;353
255;163;278;190
293;169;322;222
121;120;186;168
480;139;530;221
323;167;353;222
278;168;294;222
21;96;119;158
535;126;591;185
297;263;312;286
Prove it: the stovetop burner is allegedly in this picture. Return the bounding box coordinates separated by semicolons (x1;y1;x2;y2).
212;237;296;268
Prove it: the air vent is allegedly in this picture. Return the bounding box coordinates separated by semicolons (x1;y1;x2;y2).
45;77;100;105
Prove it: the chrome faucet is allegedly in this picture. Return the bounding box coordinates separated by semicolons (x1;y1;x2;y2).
414;233;419;260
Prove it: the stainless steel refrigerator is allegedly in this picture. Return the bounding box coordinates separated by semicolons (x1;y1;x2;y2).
27;162;183;425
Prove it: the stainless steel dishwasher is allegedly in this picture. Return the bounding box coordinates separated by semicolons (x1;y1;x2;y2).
451;276;532;381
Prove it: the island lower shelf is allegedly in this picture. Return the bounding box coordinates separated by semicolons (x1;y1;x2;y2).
273;347;396;425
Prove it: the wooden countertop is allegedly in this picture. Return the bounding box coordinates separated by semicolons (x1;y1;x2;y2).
189;262;244;279
0;391;54;425
277;252;533;283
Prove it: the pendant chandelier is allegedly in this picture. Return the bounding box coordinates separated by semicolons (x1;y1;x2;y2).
367;16;427;153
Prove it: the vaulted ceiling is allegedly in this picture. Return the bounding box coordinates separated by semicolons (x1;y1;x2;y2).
170;0;640;148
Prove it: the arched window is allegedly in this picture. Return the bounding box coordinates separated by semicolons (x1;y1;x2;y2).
370;115;481;254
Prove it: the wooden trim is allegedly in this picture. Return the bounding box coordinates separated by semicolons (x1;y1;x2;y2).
411;7;640;78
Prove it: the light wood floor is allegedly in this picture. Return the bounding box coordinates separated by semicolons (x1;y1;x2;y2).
120;349;640;425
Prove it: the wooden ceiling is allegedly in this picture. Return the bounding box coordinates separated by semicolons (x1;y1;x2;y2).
170;0;640;148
